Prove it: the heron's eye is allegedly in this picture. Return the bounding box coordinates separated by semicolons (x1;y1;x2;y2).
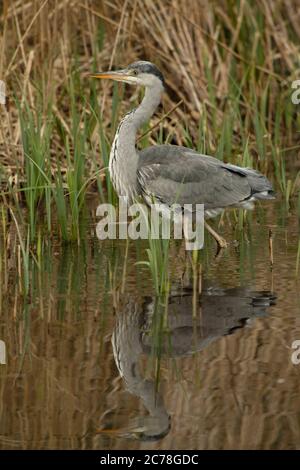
132;69;138;76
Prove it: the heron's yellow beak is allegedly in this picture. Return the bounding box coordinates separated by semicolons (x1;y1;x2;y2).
88;69;139;84
88;71;124;80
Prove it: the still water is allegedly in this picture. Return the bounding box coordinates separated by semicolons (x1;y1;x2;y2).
0;200;299;449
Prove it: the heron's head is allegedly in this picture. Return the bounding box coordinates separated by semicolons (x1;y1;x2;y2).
88;60;165;89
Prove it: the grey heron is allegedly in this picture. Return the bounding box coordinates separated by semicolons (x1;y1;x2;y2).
89;61;275;249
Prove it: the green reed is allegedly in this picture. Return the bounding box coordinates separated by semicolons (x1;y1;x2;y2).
17;98;52;239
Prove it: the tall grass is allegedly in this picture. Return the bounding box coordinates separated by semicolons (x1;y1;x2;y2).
1;71;112;242
0;0;299;244
17;98;53;238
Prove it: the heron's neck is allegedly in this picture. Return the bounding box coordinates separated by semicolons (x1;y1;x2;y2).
109;84;163;200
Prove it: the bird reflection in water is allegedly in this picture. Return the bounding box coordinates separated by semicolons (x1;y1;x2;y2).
98;285;276;441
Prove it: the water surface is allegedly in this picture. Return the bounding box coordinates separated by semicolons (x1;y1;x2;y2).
0;200;299;450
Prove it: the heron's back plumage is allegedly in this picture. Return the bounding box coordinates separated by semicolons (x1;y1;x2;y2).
137;145;275;212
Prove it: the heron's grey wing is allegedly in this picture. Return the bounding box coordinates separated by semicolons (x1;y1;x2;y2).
137;145;273;209
137;145;272;210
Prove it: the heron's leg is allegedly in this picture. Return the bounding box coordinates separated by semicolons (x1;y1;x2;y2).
204;221;228;250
